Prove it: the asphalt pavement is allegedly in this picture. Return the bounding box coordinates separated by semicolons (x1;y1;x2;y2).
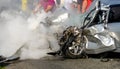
5;55;120;69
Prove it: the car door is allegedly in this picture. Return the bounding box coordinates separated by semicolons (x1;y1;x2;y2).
107;4;120;43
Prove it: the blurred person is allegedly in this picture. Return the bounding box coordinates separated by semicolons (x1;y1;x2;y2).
82;0;93;13
33;0;55;13
28;0;56;30
77;0;82;13
55;0;77;12
77;0;93;13
64;0;75;11
32;0;56;20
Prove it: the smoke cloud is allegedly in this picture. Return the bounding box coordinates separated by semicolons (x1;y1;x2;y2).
0;0;82;60
0;8;63;60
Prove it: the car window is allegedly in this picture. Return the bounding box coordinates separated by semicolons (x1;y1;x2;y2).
108;5;120;23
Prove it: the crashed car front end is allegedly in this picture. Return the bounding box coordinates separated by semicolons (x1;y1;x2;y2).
57;0;120;58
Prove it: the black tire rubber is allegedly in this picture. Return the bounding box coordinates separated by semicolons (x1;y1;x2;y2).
62;36;84;59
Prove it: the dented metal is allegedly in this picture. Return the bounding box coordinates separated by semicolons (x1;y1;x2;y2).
57;0;120;58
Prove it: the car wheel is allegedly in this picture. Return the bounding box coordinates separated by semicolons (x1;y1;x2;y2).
63;36;88;59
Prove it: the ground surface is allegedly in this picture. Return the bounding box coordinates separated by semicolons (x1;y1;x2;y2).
5;55;120;69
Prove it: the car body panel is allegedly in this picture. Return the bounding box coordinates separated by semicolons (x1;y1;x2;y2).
56;0;120;58
82;0;120;54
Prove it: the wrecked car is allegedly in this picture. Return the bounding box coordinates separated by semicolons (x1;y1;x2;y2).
51;0;120;59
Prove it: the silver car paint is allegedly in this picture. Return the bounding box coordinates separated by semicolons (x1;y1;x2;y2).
82;0;120;54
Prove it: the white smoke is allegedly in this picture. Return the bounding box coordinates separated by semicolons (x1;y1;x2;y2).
0;0;83;60
0;9;62;60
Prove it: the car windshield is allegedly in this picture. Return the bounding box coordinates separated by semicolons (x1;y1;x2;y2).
80;0;120;28
79;0;98;28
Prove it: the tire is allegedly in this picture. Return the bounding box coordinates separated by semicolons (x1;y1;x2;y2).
62;36;88;59
59;26;88;59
